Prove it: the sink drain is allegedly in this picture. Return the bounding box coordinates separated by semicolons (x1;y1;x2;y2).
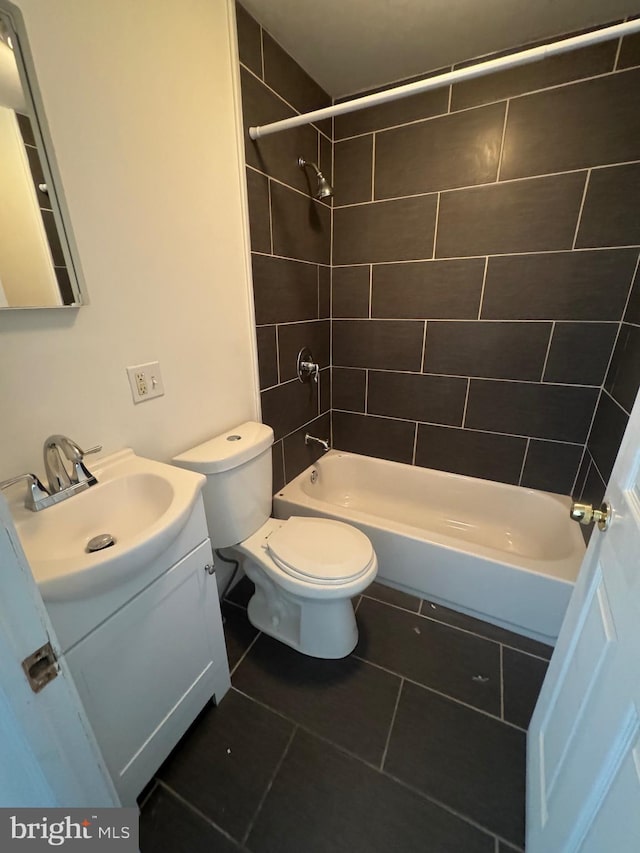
86;533;116;553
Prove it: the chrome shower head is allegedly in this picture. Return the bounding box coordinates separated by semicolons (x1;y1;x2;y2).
298;157;333;199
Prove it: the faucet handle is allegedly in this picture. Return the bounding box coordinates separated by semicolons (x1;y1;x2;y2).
69;444;101;486
0;473;50;511
80;444;102;457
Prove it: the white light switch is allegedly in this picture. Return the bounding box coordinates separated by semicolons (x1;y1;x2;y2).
126;362;165;404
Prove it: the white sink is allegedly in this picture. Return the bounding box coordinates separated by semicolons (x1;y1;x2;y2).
12;449;205;601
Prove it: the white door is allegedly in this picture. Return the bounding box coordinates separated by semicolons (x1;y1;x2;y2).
527;392;640;852
0;495;119;807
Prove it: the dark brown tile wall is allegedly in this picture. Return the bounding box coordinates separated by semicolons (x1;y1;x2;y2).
238;5;640;497
330;24;640;495
16;113;74;304
236;4;331;485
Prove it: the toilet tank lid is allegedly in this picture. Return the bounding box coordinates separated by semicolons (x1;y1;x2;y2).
172;421;274;474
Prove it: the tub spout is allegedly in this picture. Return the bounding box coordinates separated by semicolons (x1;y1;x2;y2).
305;433;330;452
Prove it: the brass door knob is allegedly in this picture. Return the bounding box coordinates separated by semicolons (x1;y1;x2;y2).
570;501;611;531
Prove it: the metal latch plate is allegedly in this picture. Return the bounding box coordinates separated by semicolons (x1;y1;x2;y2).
22;641;59;693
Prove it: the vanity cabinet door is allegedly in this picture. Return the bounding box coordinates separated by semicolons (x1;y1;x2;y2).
66;539;230;804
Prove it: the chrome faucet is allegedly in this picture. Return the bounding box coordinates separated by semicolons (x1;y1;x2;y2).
43;435;102;493
304;433;330;452
0;435;102;513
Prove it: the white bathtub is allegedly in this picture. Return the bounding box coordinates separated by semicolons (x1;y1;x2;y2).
273;450;585;645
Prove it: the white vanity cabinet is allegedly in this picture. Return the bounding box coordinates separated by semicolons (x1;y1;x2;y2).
65;527;230;805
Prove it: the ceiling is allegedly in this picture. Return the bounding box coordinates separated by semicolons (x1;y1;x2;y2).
239;0;639;97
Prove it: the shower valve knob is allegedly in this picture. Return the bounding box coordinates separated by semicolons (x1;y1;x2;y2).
296;347;320;384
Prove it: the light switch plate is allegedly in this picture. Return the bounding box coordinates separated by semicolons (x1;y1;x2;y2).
126;362;165;404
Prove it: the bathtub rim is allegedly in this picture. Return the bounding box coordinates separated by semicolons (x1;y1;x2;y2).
274;449;584;585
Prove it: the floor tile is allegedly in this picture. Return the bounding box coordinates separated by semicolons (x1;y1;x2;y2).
356;597;501;715
420;598;554;660
498;841;525;853
157;689;293;842
363;580;421;612
247;729;493;853
222;602;259;670
232;633;400;765
385;682;526;847
502;647;549;730
140;786;242;853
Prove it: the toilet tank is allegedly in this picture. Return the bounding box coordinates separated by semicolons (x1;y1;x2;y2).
172;421;274;548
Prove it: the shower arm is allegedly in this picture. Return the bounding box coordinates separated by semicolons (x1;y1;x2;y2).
249;19;640;140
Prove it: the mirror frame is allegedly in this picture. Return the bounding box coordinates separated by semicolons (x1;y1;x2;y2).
0;0;86;309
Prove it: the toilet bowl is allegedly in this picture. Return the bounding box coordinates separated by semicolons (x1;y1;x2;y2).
172;421;378;659
237;516;377;658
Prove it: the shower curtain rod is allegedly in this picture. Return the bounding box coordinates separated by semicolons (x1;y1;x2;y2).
248;19;640;140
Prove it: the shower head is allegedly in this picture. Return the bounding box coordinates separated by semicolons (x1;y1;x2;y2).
298;157;333;199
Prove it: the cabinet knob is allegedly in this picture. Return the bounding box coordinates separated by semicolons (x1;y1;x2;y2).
204;563;215;575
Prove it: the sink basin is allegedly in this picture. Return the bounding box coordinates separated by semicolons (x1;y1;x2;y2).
12;449;205;601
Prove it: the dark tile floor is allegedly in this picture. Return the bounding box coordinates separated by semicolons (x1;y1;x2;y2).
140;578;552;852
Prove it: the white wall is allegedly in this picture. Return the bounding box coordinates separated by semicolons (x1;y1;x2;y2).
0;0;259;480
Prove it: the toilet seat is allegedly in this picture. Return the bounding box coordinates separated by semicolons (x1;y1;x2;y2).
267;516;375;585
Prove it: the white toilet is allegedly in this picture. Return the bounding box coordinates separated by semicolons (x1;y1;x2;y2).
173;421;377;659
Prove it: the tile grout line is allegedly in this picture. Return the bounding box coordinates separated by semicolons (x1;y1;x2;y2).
517;438;530;487
477;256;489;319
461;378;470;428
539;320;555;382
259;27;265;81
241;726;298;846
580;249;638;458
326;362;611;387
364;368;369;414
571;169;591;249
613;35;623;70
371;132;377;201
267;178;274;255
231;688;500;846
274;325;281;384
330;405;591;448
602;384;632;417
571;446;591;499
499;644;505;720
136;779;158;811
155;779;243;849
253;240;640;270
380;678;404;770
230;686;387;774
411;422;419;465
381;766;503;845
368;263;373;318
230;631;262;677
331;158;640;210
240;60;332;143
362;594;552;658
431;192;441;258
420;320;428;372
332;64;634;143
350;652;528;732
496;99;510;180
280;439;287;486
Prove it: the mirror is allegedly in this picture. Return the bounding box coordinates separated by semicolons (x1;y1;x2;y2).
0;6;84;308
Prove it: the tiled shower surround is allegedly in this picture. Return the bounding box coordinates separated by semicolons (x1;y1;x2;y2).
238;4;640;497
